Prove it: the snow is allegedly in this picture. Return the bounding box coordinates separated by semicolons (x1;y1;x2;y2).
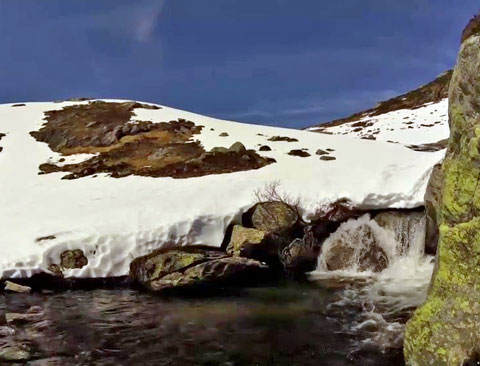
307;99;450;147
0;100;445;279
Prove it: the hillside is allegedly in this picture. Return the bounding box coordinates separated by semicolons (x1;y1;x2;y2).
307;71;452;151
0;100;444;279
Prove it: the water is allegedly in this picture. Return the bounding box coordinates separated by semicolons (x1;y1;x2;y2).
0;213;432;365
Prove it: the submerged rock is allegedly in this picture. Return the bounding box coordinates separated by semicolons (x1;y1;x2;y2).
404;15;480;365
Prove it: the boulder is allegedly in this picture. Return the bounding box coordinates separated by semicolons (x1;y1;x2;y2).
129;247;226;286
129;247;271;292
149;257;269;292
404;16;480;365
250;201;300;235
226;225;268;260
321;223;388;272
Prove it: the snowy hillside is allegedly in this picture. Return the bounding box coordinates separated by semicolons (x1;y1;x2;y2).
307;71;451;150
0;100;444;279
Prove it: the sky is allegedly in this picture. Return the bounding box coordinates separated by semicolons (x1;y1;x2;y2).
0;1;478;128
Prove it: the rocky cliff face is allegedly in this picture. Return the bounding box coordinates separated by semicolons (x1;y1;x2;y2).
404;14;480;365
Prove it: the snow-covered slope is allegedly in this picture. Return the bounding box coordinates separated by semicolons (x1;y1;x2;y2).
307;71;451;149
307;99;449;147
0;100;444;279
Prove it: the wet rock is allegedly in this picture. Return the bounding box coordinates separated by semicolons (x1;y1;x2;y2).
374;210;426;255
226;225;268;260
423;163;443;255
130;247;226;286
322;223;388;272
6;310;43;325
27;357;67;366
0;326;15;336
259;145;272;151
280;235;320;274
5;281;31;293
149;257;269;292
60;249;88;269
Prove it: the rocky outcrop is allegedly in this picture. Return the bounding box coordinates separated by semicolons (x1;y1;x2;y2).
423;163;443;255
404;17;480;365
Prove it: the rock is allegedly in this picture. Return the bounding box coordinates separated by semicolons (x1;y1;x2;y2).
27;358;67;366
60;249;88;269
149;257;269;292
404;15;480;365
259;145;272;151
219;132;229;137
373;210;426;255
322;223;388;272
320;156;336;161
209;146;229;154
129;247;226;286
229;142;247;153
423;163;443;255
4;281;31;293
6;310;43;325
0;343;30;362
250;201;300;235
287;149;311;157
315;149;329;156
226;225;267;260
280;235;320;274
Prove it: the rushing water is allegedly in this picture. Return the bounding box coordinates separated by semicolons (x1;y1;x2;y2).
0;213;433;365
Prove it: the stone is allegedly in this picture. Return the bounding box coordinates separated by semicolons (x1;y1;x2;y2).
229;142;247;153
209;146;229;154
0;343;30;362
315;149;329;156
250;201;300;235
287;149;311;157
149;256;269;292
404;18;480;365
4;281;31;293
280;236;320;274
219;132;229;137
259;145;272;151
320;156;336;161
322;223;388;272
226;225;267;259
129;247;226;286
60;249;88;269
423;163;443;255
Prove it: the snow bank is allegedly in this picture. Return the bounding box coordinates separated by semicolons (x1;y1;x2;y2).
0;100;445;279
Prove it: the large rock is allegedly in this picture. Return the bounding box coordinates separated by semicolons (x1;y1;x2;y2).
129;247;270;292
321;222;388;273
149;257;269;292
226;225;268;259
280;234;320;275
404;17;480;365
250;201;300;234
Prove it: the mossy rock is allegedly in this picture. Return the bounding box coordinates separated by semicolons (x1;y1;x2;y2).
404;30;480;365
250;201;300;235
226;225;268;259
60;249;88;270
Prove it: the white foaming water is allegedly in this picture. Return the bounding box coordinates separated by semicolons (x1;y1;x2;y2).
310;212;434;351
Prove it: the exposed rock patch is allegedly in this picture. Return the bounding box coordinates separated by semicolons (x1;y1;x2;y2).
268;136;299;142
259;145;272;151
31;101;274;179
320;156;336;161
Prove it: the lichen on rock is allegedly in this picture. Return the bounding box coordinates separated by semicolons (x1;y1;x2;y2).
404;20;480;365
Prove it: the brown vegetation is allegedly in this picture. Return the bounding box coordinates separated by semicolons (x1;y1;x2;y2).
31;101;275;179
462;12;480;43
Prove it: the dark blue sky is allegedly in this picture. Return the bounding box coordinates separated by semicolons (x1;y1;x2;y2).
0;1;478;128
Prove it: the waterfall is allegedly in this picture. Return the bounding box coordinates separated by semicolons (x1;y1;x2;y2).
310;210;434;351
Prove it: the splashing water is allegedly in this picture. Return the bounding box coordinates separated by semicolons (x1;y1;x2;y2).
310;211;434;352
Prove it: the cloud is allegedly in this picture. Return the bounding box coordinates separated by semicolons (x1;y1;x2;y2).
130;1;165;43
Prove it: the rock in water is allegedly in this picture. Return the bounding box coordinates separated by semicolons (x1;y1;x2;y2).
404;15;480;365
129;247;270;292
4;281;31;293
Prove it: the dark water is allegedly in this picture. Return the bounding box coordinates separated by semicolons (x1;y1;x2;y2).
0;283;404;366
